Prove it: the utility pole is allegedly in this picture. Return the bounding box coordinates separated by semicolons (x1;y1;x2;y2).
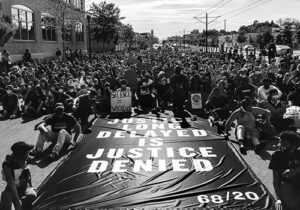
224;20;227;32
183;29;185;50
206;13;208;52
194;13;220;52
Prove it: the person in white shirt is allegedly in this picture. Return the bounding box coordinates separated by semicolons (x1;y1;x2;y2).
257;78;282;102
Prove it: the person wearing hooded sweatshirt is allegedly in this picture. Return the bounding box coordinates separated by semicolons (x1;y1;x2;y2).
1;85;19;119
154;75;171;112
170;66;189;111
0;141;37;210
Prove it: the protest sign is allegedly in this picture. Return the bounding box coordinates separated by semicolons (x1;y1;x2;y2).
191;93;202;109
34;114;274;209
111;91;132;113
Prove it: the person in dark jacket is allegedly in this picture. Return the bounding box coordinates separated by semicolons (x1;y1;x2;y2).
1;85;19;119
73;90;97;133
23;49;33;63
170;66;189;112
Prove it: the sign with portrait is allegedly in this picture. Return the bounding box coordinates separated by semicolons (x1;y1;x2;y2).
191;93;202;109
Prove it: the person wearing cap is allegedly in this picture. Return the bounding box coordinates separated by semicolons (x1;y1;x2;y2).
30;103;81;160
0;141;37;210
0;85;19;119
257;77;282;102
287;82;300;107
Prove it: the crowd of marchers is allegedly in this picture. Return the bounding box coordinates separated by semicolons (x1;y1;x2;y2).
0;46;300;210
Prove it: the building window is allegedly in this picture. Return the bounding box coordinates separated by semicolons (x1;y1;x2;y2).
41;14;57;41
63;0;71;4
75;22;84;42
74;0;83;9
11;5;34;40
63;21;72;42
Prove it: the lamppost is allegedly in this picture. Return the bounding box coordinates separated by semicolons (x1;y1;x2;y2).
87;15;92;60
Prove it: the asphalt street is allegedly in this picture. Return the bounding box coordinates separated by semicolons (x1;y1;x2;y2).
0;115;276;201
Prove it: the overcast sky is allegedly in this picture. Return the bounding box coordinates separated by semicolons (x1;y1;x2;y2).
87;0;300;40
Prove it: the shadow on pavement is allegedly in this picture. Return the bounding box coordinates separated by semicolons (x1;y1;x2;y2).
29;143;74;169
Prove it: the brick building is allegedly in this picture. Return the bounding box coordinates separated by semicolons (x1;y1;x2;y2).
0;0;87;61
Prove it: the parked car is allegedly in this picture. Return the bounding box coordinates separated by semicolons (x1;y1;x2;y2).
276;45;293;56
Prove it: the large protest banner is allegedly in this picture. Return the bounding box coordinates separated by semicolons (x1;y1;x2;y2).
111;91;132;113
34;114;275;210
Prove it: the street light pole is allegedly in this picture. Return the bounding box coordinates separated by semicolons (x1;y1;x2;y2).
87;15;92;60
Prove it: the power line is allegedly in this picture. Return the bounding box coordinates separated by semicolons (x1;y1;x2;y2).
209;0;273;27
210;0;233;14
184;0;233;32
226;0;272;19
220;0;267;17
194;0;225;18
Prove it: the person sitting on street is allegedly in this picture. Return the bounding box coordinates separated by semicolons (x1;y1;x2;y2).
269;131;300;210
0;141;37;210
73;90;97;134
170;66;189;112
225;97;271;155
30;103;81;160
154;76;171;112
22;86;46;118
0;85;19;120
257;77;282;102
51;85;72;106
135;78;157;113
259;89;291;131
234;76;256;102
206;79;231;134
